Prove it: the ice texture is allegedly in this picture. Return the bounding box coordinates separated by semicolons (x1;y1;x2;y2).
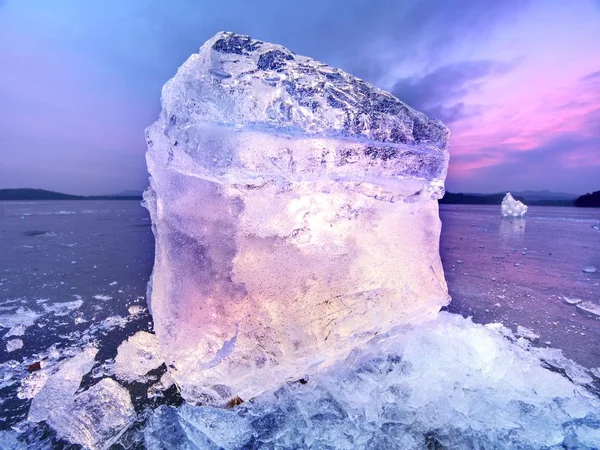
0;307;40;334
113;331;164;382
577;301;600;319
5;339;23;352
28;346;98;423
501;192;528;217
144;31;450;404
48;378;136;450
142;313;600;449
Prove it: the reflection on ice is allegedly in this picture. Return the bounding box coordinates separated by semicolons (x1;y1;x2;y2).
499;217;526;239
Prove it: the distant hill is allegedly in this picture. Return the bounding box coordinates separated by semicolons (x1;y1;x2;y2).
440;192;575;206
112;189;144;197
440;192;526;205
574;190;600;207
512;190;577;202
0;188;142;201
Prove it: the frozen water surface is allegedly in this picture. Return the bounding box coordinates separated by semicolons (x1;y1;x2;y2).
0;200;599;448
441;205;600;368
0;201;600;450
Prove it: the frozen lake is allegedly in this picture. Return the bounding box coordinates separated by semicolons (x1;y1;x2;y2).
0;200;599;440
440;205;600;368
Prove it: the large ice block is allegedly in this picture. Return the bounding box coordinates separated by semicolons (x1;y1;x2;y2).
144;31;450;404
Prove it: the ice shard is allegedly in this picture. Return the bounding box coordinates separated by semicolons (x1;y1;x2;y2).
144;31;450;404
501;192;528;217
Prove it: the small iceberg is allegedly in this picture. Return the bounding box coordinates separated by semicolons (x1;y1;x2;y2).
501;192;528;217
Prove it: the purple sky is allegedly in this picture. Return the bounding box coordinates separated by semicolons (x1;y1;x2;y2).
0;0;599;195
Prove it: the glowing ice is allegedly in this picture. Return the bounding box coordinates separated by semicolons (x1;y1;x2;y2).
113;331;164;382
48;378;135;450
142;313;600;449
28;346;97;423
144;31;450;404
501;192;528;217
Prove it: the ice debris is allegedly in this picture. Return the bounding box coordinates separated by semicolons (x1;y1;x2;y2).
563;296;583;305
501;192;528;217
147;371;175;399
113;331;163;382
576;301;600;319
48;378;135;450
42;299;83;316
516;325;539;341
28;346;98;423
0;307;40;333
142;313;600;449
0;360;23;390
6;339;23;352
582;266;597;274
144;31;450;404
128;305;145;316
4;324;26;338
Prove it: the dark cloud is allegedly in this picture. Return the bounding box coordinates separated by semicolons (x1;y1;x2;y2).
391;60;516;122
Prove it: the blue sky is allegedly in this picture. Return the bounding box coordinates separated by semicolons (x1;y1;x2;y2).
1;0;599;195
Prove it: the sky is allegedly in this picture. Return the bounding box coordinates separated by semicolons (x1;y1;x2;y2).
0;0;599;195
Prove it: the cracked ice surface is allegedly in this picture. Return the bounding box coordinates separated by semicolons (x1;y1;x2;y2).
501;192;528;217
143;313;600;450
144;31;450;404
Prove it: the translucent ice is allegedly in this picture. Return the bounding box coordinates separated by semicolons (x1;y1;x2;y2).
28;346;97;423
42;299;83;316
48;378;135;450
113;331;164;382
5;339;23;352
0;307;40;334
516;325;539;341
577;301;600;319
144;31;450;404
142;313;600;449
145;313;600;450
501;192;528;217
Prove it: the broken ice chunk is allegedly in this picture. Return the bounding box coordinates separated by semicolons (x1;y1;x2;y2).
113;331;163;382
42;300;83;316
128;305;146;316
28;346;97;423
49;378;135;450
144;31;450;405
147;371;174;399
0;307;40;333
501;192;527;217
4;324;26;338
5;339;23;352
141;313;600;449
516;325;539;341
582;266;597;274
576;301;600;319
563;296;582;305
